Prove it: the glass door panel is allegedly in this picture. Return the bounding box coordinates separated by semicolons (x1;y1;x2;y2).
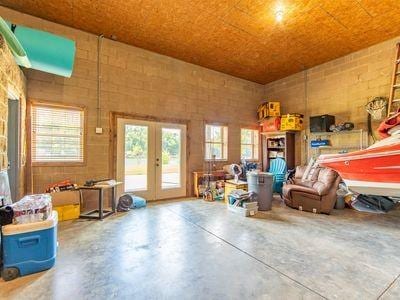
161;128;181;189
124;124;148;192
156;123;186;199
117;119;155;200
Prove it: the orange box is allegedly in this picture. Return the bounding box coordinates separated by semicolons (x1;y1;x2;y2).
261;117;281;132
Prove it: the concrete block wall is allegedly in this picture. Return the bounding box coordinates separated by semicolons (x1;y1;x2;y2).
264;36;400;165
0;7;264;195
2;6;399;196
0;34;27;199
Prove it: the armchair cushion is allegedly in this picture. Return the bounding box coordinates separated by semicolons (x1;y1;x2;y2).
284;184;320;196
311;181;330;196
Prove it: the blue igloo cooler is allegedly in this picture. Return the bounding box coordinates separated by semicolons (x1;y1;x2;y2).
1;211;58;281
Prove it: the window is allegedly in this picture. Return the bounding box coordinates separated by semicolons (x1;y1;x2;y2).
241;128;259;160
205;124;228;160
31;103;85;163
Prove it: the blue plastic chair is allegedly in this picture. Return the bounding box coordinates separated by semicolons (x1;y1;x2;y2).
268;158;287;194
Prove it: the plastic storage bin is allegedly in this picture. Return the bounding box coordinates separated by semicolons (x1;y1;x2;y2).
242;201;259;210
53;204;80;221
227;204;258;217
1;211;58;281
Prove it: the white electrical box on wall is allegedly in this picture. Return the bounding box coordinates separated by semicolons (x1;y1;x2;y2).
95;127;103;134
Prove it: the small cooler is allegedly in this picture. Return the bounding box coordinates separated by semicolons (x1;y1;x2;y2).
1;211;58;281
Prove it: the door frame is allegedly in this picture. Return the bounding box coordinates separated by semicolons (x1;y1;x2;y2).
110;112;190;200
155;122;187;199
7;98;21;201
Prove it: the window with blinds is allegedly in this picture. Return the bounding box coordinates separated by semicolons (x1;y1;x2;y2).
31;104;85;163
241;128;259;160
205;124;228;160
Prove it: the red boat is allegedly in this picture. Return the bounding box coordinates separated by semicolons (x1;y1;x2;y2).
317;111;400;197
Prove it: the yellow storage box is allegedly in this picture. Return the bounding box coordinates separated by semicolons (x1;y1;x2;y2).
280;114;304;131
53;204;80;221
266;102;280;117
257;101;281;120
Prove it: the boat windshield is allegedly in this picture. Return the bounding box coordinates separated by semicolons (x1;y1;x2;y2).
368;133;400;149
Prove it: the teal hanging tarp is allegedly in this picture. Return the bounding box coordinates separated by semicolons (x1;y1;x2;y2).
7;21;76;77
0;17;31;68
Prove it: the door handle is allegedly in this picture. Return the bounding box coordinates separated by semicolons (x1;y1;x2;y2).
18;235;40;248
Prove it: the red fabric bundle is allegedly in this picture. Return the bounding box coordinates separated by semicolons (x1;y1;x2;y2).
378;109;400;138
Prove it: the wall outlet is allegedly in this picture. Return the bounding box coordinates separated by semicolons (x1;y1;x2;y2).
95;127;103;134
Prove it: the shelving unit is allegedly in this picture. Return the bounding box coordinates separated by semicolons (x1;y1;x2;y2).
261;131;295;171
307;129;367;160
193;171;226;197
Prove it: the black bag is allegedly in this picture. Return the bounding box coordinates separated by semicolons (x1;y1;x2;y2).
356;195;395;213
0;206;13;226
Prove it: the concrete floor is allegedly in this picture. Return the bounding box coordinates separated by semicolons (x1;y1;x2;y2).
1;197;400;299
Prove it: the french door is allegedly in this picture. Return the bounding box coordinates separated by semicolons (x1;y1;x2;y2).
116;118;187;200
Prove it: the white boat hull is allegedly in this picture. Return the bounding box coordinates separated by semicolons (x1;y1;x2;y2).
344;179;400;197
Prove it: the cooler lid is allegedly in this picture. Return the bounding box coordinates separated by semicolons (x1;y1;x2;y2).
2;210;58;236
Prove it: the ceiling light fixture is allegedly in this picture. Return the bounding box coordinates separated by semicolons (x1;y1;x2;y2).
275;10;284;22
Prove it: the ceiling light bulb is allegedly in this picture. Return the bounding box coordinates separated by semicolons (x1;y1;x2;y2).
276;10;283;22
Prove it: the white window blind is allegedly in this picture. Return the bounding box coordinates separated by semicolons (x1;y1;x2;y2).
241;128;259;160
31;104;84;163
205;124;228;160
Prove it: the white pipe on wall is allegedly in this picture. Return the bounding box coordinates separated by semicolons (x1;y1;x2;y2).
96;34;104;132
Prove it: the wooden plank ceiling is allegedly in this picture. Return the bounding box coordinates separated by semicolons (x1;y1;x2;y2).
2;0;400;83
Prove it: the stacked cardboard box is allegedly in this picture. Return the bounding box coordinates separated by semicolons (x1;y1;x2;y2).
51;190;80;221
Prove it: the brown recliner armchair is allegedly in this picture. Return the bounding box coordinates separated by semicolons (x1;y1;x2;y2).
282;166;342;214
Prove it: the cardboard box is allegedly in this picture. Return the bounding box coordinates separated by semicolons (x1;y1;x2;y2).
257;102;268;120
257;101;281;121
266;102;280;117
280;113;304;131
261;117;281;132
50;190;80;207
